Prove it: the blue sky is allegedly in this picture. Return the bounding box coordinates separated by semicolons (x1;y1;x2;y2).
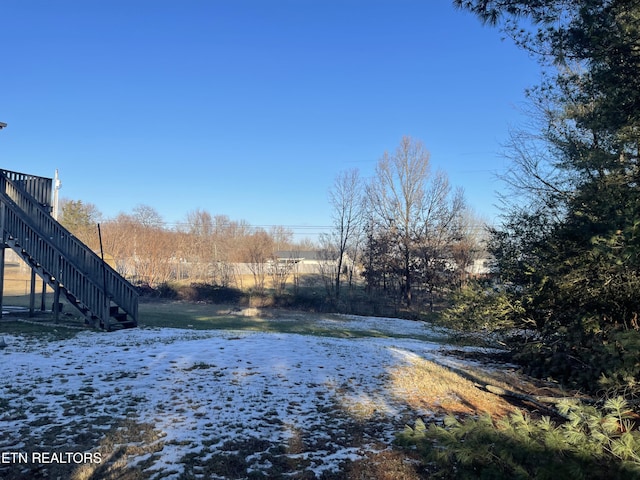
0;0;540;239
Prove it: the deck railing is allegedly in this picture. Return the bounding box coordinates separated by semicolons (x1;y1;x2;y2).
1;169;52;209
0;170;138;328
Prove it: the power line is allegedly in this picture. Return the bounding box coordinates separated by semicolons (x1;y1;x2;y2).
162;221;332;230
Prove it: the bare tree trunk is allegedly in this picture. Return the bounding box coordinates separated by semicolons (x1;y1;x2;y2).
329;169;364;300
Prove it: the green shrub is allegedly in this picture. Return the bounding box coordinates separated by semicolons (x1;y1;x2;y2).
513;326;640;397
396;397;640;479
439;281;530;332
442;281;640;397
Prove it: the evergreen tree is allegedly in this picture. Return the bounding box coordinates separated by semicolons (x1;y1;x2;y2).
59;199;102;248
455;0;640;393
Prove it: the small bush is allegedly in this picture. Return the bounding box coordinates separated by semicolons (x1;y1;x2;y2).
156;282;179;299
396;397;640;479
272;291;334;311
439;281;530;332
136;282;244;303
135;282;179;299
177;283;244;303
135;282;161;297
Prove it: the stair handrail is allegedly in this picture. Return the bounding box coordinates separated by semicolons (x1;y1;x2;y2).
0;169;52;209
0;172;138;326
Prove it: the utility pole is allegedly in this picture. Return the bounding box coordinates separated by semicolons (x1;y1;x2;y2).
53;169;62;220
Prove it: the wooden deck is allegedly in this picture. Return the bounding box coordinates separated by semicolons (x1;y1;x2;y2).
0;169;138;330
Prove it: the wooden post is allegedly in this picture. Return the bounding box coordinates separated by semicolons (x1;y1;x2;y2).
53;283;61;324
29;268;36;317
40;280;46;311
98;223;111;331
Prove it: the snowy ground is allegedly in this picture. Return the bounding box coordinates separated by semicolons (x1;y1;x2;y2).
0;315;494;479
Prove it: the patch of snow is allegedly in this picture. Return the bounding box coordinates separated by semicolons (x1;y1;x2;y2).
0;314;487;478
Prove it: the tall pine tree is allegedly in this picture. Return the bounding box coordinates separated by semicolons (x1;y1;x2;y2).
457;0;640;392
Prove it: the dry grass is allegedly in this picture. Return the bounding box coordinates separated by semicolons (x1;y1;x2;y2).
344;450;425;480
69;419;164;480
390;356;516;418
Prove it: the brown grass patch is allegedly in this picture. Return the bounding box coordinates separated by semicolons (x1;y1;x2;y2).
343;450;426;480
70;419;164;480
390;357;516;417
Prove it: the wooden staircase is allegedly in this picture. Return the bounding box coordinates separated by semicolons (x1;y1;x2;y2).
0;169;138;330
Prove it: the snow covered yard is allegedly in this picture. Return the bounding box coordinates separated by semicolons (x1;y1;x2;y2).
0;315;510;479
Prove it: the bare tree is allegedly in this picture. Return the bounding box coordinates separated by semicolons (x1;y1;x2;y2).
268;254;293;296
317;233;338;296
243;229;273;294
102;208;176;286
269;225;294;252
133;227;176;285
132;204;164;229
182;209;215;281
366;136;432;306
414;176;466;293
365;136;467;307
328;169;364;299
100;214;135;277
449;208;488;287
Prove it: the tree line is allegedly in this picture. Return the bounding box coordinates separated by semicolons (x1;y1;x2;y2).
60;135;485;308
59;202;311;290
